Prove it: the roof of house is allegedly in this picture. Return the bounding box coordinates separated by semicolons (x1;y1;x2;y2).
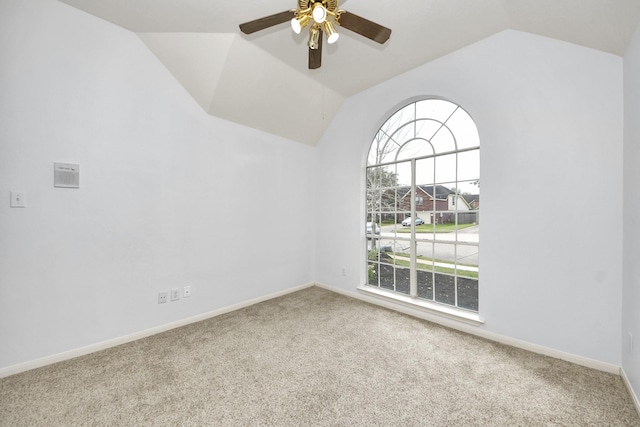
398;185;455;200
418;185;456;199
463;195;480;204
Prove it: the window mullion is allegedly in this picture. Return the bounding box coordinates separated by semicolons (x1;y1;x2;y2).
410;158;417;297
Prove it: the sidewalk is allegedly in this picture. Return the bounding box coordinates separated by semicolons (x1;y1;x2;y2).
389;254;478;272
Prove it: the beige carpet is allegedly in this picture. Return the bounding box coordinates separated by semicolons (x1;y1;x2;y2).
1;286;638;426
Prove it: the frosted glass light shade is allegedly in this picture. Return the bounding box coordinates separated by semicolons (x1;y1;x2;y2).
312;4;327;23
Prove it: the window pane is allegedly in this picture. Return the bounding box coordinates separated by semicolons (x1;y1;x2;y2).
395;161;412;187
382;104;415;137
457;150;480;182
435;154;456;183
456;220;479;244
415;119;444;142
416;215;435;237
416;241;434;271
445;107;479;150
366;221;381;239
391;239;411;259
397;139;433;161
366;189;380;215
379;258;394;291
456;242;479;268
434;242;457;276
430;126;456;154
366;167;381;188
457;277;479;311
368;134;397;165
416;99;458;123
390;122;416;150
415;158;435;186
381;189;397;212
381;164;399;189
367;262;379;287
386;217;403;235
395;266;411;295
434;273;455;305
456;179;480;198
417;270;434;301
416;239;434;260
379;268;395;291
433;210;453;226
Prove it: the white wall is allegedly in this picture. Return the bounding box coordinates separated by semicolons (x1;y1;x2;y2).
316;30;624;365
0;0;630;378
0;0;315;370
623;22;640;402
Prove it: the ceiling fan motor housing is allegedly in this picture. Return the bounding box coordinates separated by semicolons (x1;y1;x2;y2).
299;0;338;12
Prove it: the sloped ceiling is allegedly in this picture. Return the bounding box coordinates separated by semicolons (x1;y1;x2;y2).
57;0;640;145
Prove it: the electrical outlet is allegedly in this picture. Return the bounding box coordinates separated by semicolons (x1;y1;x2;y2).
630;332;634;354
342;267;347;276
183;286;191;298
171;288;180;301
158;291;168;304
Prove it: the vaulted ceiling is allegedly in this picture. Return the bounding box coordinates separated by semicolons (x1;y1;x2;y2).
58;0;640;145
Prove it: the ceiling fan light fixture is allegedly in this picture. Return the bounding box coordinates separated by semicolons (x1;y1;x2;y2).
312;3;327;23
239;0;392;70
308;25;320;49
324;20;339;44
291;14;310;34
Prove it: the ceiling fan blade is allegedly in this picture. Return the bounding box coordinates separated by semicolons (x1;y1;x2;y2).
309;30;323;69
338;11;391;44
239;10;295;34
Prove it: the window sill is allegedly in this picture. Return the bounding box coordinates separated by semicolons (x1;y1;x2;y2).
357;285;484;326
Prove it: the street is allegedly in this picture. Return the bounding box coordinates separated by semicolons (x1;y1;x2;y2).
376;224;479;267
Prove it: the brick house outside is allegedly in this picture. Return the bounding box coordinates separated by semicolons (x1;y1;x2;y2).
398;185;479;225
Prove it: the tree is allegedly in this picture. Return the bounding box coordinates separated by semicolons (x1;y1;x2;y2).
366;132;401;253
366;124;403;218
366;166;399;218
366;108;416;251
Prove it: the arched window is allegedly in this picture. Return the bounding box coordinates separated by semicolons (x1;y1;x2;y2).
366;99;480;312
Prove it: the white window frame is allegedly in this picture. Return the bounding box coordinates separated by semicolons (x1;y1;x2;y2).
361;98;481;322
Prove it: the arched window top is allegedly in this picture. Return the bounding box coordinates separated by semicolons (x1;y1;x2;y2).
367;99;479;166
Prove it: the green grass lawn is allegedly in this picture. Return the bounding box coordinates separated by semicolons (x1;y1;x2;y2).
390;256;478;278
396;223;476;233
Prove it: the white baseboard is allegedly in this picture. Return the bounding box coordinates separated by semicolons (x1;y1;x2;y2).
0;282;315;379
315;282;621;375
1;281;624;381
621;368;640;417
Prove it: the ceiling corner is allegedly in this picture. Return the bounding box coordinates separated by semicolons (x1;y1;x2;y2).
137;32;236;111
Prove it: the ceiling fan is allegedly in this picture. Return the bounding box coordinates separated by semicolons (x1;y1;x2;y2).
239;0;391;69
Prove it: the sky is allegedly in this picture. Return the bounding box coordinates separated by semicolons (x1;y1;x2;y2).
367;99;480;196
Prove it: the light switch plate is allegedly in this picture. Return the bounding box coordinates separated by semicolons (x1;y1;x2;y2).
10;191;26;208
